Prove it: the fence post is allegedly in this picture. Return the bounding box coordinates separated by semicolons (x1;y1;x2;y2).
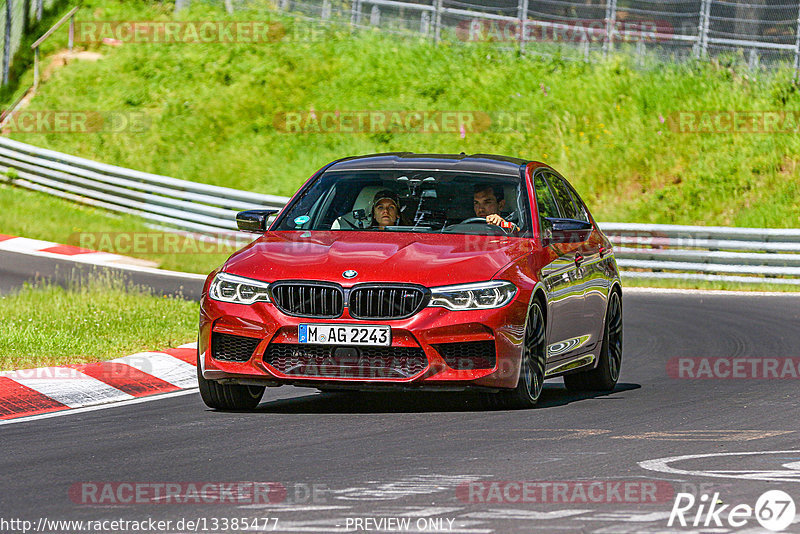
2;0;11;86
696;0;711;59
33;47;39;87
582;35;590;62
517;0;529;52
321;0;331;21
36;0;42;22
350;0;362;26
603;0;616;57
174;0;190;13
224;0;234;14
433;0;443;43
794;3;800;80
68;12;75;51
370;5;380;26
421;11;430;37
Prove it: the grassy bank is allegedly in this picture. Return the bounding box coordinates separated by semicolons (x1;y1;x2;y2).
0;274;197;370
5;0;800;228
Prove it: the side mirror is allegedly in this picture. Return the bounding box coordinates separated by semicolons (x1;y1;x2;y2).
236;209;279;233
542;217;592;245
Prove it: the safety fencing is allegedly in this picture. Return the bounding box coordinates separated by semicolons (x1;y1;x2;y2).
1;136;798;285
251;0;800;71
1;0;62;86
0;136;288;237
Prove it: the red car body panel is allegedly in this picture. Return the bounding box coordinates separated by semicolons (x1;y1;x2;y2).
198;155;621;392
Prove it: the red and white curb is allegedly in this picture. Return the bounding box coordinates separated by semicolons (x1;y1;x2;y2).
0;342;198;420
0;233;158;268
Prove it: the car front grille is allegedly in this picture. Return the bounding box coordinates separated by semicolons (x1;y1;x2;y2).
211;332;261;362
264;343;428;379
271;282;344;318
348;285;427;319
433;340;496;370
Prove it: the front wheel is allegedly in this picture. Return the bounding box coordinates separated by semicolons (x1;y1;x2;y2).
564;290;622;392
486;301;546;409
197;351;265;410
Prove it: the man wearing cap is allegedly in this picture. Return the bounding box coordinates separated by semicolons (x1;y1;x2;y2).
473;184;519;232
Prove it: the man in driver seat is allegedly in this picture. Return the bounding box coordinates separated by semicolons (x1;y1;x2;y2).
473;184;519;232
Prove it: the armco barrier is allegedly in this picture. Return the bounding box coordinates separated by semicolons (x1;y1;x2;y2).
0;136;288;236
1;136;798;285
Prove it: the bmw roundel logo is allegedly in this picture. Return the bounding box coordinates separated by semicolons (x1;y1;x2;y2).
342;270;358;279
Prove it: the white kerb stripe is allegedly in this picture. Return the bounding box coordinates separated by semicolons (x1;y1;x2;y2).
0;237;59;252
7;368;134;408
110;352;198;388
178;342;198;349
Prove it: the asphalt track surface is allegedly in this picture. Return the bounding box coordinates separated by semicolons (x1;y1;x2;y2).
2;249;800;533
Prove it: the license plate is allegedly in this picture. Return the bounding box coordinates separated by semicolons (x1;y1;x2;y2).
298;324;391;346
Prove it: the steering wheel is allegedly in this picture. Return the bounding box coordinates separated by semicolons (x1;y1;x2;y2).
455;217;510;235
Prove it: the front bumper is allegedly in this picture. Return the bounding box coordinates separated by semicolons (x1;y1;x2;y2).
199;294;528;390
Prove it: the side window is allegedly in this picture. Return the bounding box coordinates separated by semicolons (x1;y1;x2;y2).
547;173;580;220
564;181;590;223
533;173;560;221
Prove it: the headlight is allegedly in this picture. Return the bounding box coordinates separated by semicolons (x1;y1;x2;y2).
429;280;517;310
208;272;271;304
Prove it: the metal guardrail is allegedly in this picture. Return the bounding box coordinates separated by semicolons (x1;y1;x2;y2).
0;136;289;236
602;223;800;285
1;136;798;285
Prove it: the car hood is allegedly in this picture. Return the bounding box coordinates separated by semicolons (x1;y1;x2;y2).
223;231;532;287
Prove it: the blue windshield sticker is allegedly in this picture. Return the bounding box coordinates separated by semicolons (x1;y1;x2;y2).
294;215;310;226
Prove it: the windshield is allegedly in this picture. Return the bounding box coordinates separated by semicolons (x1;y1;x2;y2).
273;169;532;237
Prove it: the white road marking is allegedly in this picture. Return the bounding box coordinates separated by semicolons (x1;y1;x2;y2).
7;367;133;407
334;474;479;501
574;511;672;522
237;504;351;511
110;352;197;388
461;509;591;520
0;388;199;426
639;450;800;482
613;430;793;442
0;246;206;279
0;237;60;252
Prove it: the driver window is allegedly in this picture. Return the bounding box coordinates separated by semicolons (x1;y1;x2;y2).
546;173;580;220
533;173;560;221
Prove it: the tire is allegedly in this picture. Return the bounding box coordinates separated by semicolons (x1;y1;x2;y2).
486;301;546;409
564;290;622;392
197;351;265;410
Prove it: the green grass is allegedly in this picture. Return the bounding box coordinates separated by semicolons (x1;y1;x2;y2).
0;273;197;370
621;276;800;293
5;0;800;227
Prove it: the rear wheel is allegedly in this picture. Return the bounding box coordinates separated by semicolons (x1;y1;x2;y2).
486;301;546;409
564;290;622;392
197;351;265;410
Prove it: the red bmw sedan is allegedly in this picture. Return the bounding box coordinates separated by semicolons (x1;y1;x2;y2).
198;153;622;410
